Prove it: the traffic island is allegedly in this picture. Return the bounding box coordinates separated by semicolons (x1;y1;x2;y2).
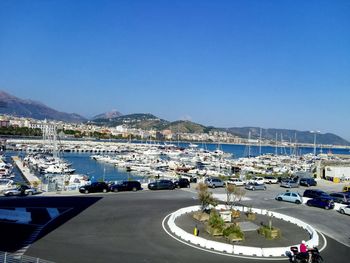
165;205;322;258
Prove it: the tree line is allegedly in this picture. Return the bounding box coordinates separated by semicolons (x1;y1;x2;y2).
0;126;42;136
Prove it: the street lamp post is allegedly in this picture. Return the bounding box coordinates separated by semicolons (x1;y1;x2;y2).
311;131;320;156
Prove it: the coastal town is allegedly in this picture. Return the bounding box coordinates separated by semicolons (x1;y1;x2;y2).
1;114;349;150
1;1;349;262
1;126;350;263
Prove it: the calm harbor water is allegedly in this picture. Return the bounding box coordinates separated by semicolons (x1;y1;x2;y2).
6;143;350;184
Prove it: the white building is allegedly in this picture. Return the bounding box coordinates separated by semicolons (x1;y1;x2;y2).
324;166;350;181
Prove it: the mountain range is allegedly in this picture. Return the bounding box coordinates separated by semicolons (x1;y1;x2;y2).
225;127;349;146
91;110;123;120
0;91;86;123
1;90;349;145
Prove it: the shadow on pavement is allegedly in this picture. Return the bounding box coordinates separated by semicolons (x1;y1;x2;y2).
0;196;102;252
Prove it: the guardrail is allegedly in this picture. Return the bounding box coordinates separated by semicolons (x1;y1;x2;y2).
0;251;54;263
167;204;320;258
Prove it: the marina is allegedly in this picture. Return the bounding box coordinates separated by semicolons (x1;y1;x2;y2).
3;138;350;194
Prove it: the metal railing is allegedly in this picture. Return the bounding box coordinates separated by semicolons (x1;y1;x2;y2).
0;251;54;263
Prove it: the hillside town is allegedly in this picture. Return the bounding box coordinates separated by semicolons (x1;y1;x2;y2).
0;114;250;144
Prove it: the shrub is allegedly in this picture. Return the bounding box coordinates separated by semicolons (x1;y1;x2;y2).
258;225;281;240
196;182;218;211
223;224;244;239
208;210;225;231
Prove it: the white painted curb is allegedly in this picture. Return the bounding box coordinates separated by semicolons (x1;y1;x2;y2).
166;204;320;258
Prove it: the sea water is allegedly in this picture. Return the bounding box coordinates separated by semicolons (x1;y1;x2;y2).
5;143;350;183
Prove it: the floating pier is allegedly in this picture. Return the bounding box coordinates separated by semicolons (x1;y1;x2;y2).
12;156;40;186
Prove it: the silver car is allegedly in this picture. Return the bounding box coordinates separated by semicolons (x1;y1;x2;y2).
280;180;299;188
245;182;266;191
226;178;246;186
339;205;350;215
4;185;39;196
205;178;224;188
275;192;303;204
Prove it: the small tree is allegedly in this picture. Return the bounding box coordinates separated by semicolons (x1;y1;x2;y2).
267;212;273;230
196;182;218;212
226;184;235;209
226;184;246;210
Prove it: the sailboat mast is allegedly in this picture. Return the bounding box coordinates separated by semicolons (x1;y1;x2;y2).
248;130;251;157
275;132;278;155
259;128;262;156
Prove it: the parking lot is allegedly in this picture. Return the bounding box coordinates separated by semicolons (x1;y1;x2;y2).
194;179;350;247
1;179;349;262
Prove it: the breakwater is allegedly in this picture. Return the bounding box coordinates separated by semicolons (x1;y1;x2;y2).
11;156;40;185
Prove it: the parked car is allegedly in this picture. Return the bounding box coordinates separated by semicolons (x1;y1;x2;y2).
275;192;303;204
245;182;266;191
264;176;278;184
205;178;224;188
226;177;246;186
280;180;299;188
249;176;265;185
181;175;197;183
306;197;335;210
173;178;190;188
3;185;39;196
148;180;175;190
303;189;329;199
329;192;350;204
299;178;317;187
339;205;350;215
79;182;110;194
109;181;142;192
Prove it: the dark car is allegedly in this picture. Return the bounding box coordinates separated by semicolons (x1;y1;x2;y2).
79;182;110;194
299;178;317;187
148;180;175;190
303;189;329;199
173;178;190;188
110;181;142;192
329;192;350;204
306;197;335;210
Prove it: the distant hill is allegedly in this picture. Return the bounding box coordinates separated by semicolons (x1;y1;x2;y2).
163;120;208;133
225;127;350;146
0;91;87;123
92;110;123;120
91;113;169;130
91;113;349;145
1;90;348;146
91;114;214;134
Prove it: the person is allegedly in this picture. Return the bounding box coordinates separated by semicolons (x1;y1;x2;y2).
299;240;312;263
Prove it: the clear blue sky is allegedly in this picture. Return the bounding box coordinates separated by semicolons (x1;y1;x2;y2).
0;0;349;140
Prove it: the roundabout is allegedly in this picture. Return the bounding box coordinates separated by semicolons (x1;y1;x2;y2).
163;204;328;260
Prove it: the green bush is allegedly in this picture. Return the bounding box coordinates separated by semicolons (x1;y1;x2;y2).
258;226;281;240
208;210;225;230
223;224;244;239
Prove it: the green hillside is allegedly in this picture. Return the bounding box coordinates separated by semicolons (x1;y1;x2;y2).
225;127;350;146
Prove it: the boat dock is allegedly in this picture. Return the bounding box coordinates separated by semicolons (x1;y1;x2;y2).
12;156;40;186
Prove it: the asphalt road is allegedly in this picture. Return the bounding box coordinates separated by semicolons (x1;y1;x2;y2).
208;180;350;247
1;182;349;263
